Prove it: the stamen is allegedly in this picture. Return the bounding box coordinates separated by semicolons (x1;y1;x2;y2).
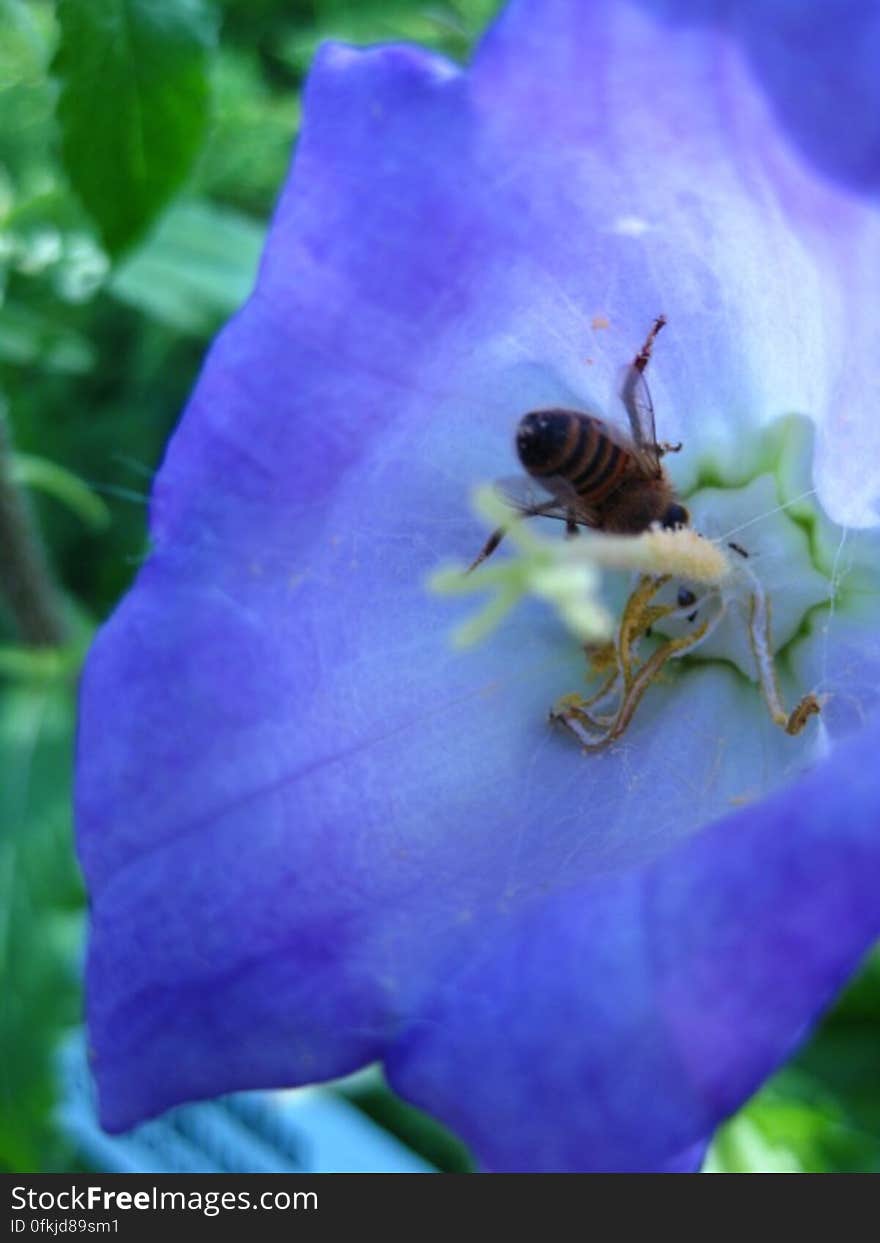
741;564;822;736
786;694;822;735
552;552;816;755
618;575;670;681
604;613;716;746
549;699;610;747
747;587;787;728
553;608;719;753
581;667;620;711
552;576;728;753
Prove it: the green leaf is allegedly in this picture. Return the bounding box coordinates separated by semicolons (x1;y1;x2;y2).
705;951;880;1173
705;1076;880;1175
53;0;217;257
0;0;57;189
704;1112;806;1174
110;198;264;334
0;643;82;683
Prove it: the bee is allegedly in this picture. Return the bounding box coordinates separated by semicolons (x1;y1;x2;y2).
468;316;689;571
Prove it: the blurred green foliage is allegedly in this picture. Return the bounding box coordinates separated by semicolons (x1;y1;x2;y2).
0;681;83;1170
54;0;217;257
0;0;878;1175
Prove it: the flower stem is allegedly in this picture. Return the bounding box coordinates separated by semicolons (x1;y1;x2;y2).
0;414;68;647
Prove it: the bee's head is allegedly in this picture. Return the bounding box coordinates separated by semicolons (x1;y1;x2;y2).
660;502;690;529
516;410;568;471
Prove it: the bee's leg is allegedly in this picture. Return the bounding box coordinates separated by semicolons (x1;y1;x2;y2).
565;509;579;538
633;314;666;375
466;501;564;573
465;526;507;574
655;440;682;456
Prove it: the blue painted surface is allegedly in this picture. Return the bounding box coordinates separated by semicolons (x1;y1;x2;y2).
56;1033;434;1174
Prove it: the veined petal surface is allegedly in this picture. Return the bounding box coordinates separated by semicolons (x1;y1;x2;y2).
77;0;880;1170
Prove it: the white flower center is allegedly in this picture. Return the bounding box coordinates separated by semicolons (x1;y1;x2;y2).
433;416;880;754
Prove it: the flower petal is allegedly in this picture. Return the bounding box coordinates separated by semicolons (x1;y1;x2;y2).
640;0;880;195
387;717;880;1171
77;0;880;1169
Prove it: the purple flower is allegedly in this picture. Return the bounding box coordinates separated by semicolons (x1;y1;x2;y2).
638;0;880;195
76;0;880;1171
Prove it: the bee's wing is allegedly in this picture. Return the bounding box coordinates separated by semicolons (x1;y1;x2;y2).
618;315;670;477
495;475;568;516
493;475;597;526
618;364;662;476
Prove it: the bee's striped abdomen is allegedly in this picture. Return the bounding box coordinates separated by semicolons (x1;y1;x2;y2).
516;409;630;506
